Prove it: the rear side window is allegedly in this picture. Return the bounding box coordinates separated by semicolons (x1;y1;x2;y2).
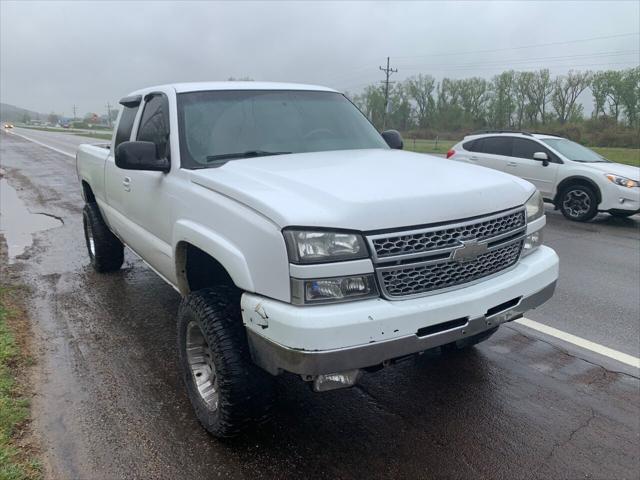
462;140;477;151
137;94;170;158
114;106;139;149
479;136;513;156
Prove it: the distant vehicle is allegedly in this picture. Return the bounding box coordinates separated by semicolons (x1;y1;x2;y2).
448;131;640;222
76;82;557;437
61;123;70;129
3;123;13;129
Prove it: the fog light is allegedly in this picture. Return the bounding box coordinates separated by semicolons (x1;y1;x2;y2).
291;274;378;304
522;230;543;257
313;370;361;392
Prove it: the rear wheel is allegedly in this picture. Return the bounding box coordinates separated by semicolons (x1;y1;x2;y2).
558;184;598;222
177;286;276;438
83;203;124;272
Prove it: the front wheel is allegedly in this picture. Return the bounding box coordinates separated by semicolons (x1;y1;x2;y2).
177;286;276;438
558;185;598;222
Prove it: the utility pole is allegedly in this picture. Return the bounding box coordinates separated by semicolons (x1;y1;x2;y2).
72;105;77;121
379;57;397;130
106;102;112;128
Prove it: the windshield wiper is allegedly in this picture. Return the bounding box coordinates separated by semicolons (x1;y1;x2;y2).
206;150;291;162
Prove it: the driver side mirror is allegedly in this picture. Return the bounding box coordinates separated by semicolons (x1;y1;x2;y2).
381;130;403;150
533;151;550;167
115;141;170;172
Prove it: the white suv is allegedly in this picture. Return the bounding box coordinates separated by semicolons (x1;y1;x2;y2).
448;131;640;222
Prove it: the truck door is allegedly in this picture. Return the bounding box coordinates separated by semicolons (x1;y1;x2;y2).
120;92;176;281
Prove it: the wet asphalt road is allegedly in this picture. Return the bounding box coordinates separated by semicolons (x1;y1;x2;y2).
1;130;639;479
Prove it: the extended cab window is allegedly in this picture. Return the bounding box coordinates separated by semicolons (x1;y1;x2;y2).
137;94;170;158
114;105;139;149
478;137;513;156
176;90;388;168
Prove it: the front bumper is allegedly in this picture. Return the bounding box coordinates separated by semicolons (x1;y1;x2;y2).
242;246;559;376
600;184;640;213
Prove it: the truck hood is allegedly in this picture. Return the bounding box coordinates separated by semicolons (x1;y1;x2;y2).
190;149;535;231
579;161;640;180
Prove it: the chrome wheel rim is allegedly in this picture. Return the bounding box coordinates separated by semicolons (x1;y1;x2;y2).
86;221;96;257
563;189;591;218
186;321;219;410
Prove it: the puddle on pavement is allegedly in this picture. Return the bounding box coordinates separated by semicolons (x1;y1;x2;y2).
0;177;62;262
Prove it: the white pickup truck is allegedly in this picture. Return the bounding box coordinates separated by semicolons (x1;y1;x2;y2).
76;82;559;437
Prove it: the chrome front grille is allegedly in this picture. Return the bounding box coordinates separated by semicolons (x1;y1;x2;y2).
370;209;525;260
367;207;526;299
379;241;523;298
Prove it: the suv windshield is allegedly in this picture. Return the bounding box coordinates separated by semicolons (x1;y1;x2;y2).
177;90;388;168
540;138;608;163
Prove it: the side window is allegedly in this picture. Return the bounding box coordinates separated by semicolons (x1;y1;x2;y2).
114;106;139;149
480;136;513;156
137;94;170;158
513;138;542;160
462;140;477;151
513;138;558;162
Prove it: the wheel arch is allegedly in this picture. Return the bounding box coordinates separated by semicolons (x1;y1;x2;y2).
173;220;254;296
554;176;602;206
81;180;96;203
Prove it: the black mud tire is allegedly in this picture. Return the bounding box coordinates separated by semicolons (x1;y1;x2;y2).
558;184;599;222
83;203;124;272
441;326;499;353
177;286;276;438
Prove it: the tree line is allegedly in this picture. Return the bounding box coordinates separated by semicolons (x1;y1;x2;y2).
348;67;639;147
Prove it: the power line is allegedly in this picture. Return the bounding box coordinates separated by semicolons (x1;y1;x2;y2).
379;57;397;130
393;32;640;60
399;50;640;71
338;61;639;92
323;32;640;84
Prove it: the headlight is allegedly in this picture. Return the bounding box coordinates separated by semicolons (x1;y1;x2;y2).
605;174;639;188
283;229;368;264
525;190;544;222
291;274;378;304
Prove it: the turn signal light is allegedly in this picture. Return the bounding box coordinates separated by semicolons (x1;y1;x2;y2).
446;149;455;159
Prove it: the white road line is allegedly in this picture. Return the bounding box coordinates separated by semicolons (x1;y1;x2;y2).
7;130;75;158
515;317;640;369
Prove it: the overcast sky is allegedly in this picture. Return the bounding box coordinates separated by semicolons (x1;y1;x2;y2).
1;0;639;117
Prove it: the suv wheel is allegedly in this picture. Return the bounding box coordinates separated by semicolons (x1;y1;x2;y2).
177;286;276;438
83;203;124;272
559;185;598;222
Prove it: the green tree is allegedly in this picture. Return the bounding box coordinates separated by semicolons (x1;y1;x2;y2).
404;74;436;128
552;70;590;124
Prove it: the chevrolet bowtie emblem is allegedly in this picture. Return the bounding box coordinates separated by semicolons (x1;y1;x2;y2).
452;239;488;263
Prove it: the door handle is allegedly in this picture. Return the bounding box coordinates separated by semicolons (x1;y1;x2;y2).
469;156;478;161
123;176;131;192
507;162;517;167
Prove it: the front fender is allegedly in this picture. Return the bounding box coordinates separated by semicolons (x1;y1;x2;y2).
173;220;254;294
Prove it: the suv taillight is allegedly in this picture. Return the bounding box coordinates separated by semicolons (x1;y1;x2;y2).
446;149;455;159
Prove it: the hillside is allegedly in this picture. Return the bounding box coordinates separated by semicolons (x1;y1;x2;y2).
0;103;46;122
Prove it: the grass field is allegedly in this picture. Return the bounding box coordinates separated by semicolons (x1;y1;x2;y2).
17;125;113;141
404;138;640;167
0;287;41;480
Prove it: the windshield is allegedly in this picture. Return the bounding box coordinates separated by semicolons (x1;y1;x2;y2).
177;90;388;168
540;138;608;163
